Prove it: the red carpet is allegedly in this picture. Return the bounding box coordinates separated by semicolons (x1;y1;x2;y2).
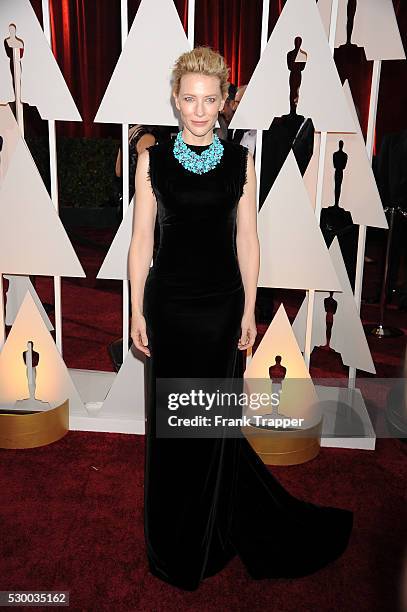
0;434;406;611
1;226;407;610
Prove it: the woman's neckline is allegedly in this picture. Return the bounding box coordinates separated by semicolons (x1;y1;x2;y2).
180;133;215;149
187;143;211;149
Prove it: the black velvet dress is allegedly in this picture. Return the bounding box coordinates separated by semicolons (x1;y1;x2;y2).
142;137;353;591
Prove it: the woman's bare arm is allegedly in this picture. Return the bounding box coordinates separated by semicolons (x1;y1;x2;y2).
128;149;157;355
236;151;259;350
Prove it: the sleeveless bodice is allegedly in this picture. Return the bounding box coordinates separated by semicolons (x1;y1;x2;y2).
146;138;248;293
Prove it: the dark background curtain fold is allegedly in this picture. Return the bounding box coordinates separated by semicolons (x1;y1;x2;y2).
27;0;407;148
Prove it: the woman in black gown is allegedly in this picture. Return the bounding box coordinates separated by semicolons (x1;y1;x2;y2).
128;47;353;592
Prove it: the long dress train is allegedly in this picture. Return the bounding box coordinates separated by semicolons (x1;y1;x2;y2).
142;137;353;591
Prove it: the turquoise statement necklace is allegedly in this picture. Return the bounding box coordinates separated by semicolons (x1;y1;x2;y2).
173;130;224;174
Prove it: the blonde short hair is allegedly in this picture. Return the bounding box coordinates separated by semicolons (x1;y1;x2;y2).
172;46;230;98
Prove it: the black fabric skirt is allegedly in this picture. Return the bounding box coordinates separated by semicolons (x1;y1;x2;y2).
142;271;353;591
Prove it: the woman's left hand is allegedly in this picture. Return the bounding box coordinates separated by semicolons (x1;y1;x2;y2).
238;311;257;351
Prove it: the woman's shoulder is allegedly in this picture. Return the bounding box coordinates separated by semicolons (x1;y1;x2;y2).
148;137;174;150
220;138;250;159
220;141;250;194
219;140;250;177
145;138;173;160
144;139;173;184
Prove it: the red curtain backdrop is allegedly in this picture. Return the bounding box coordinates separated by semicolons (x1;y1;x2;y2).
194;0;262;88
27;0;407;146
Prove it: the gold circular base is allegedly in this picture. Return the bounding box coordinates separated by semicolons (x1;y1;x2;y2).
0;400;69;449
242;419;322;466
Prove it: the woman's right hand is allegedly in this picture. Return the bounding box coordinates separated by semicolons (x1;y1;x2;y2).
131;312;151;357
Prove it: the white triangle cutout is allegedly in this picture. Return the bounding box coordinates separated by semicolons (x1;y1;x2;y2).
258;151;342;291
318;0;405;61
244;304;320;424
0;291;86;414
0;102;20;182
0;0;81;120
304;81;388;229
95;0;190;125
229;0;355;132
0;106;85;277
97;344;145;426
97;199;134;280
292;237;376;374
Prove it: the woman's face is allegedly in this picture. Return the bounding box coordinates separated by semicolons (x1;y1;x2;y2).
173;73;225;139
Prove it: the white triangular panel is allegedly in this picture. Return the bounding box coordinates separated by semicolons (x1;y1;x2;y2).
229;0;355;132
97;344;145;425
0;134;85;277
318;0;405;61
292;238;376;373
0;0;81;120
258;151;342;291
303;131;320;209
292;284;326;353
95;0;190;124
244;304;319;423
97;199;134;280
0;291;86;414
0;103;20;182
303;82;388;229
246;305;312;379
4;274;53;330
322;82;387;227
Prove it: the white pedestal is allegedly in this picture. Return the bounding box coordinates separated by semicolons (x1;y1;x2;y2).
68;368;145;435
315;384;376;450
